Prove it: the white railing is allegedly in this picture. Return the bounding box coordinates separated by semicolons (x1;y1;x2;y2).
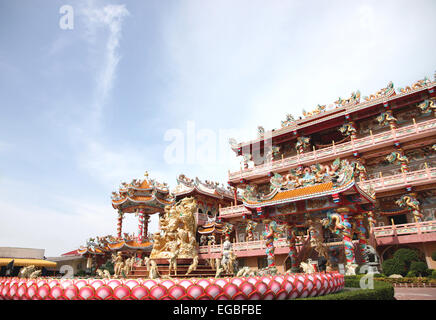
219;205;251;217
198;237;290;255
373;221;436;238
219;168;436;219
358;167;436;192
229;118;436;181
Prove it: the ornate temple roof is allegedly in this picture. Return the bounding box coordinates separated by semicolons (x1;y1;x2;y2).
106;240;152;251
111;172;175;214
229;76;436;152
242;159;375;208
172;174;238;201
77;235;153;255
197;220;225;234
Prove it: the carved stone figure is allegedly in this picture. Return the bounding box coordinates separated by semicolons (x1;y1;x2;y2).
398;77;431;93
295;136;311;153
112;252;124;277
96;269;105;278
19;265;37;278
364;81;395;101
221;237;234;274
377;111;397;129
150;197;198;259
29;270;41;279
123;257;134;277
339;122;357;138
386;151;409;173
396;193;423;222
186;256;199;275
215;259;224;278
303;104;326;118
236;266;258;277
245;220;258;241
417;98;436;116
281;113;295;127
300;260;316;274
335;91;360;106
149;260;160;279
168;242;180;276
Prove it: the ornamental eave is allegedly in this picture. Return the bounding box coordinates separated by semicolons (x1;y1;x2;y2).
233;81;436;151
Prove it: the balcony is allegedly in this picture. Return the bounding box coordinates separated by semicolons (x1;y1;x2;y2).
219;205;252;218
198;236;349;258
219;167;436;219
373;221;436;246
229;117;436;182
358;166;436;193
198;237;292;258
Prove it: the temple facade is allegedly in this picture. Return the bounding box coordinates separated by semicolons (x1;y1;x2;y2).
207;75;436;273
77;74;436;276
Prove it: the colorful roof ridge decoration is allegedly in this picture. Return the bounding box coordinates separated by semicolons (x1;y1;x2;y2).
111;171;175;214
228;75;436;152
77;234;153;255
172;174;238;200
107;240;153;251
242;159;375;208
197;215;226;234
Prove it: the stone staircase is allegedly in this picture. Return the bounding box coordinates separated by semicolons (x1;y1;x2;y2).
128;258;233;279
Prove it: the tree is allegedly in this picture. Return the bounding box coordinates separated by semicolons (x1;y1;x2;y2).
382;258;407;276
392;248;420;269
409;261;428;277
431;251;436;262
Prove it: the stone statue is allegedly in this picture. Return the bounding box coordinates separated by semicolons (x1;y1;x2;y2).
150;197;198;259
112;252;124;277
396;193;423;222
143;256;150;271
185;255;199;275
96;269;105;278
29;270;42;279
300;259;316;274
149;260;160;279
168;242;180;276
18;265;37;278
215;259;224;278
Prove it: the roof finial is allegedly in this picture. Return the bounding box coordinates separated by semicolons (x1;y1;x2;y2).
144;171;149;179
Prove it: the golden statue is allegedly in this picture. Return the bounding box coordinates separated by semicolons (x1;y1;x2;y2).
150;197;198;259
185;255;199;275
18;265;38;278
149;260;160;279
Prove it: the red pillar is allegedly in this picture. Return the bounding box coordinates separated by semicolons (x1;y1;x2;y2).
117;210;123;239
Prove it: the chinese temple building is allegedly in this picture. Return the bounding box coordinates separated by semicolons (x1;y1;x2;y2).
77;172;175;268
218;75;436;273
75;74;436;276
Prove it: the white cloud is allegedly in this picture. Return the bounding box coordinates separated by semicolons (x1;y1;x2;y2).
81;3;129;125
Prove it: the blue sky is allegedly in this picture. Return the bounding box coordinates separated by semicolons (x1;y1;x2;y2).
0;0;435;256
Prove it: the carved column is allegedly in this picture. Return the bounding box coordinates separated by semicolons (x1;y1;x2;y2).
387;110;397;130
233;187;238;206
263;220;276;268
143;214;150;241
354;214;368;265
367;211;376;232
287;224;298;272
138;209;145;243
117;210;124;239
338;208;356;271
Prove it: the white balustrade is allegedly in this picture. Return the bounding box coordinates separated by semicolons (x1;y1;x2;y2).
373;221;436;238
229;118;436;181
